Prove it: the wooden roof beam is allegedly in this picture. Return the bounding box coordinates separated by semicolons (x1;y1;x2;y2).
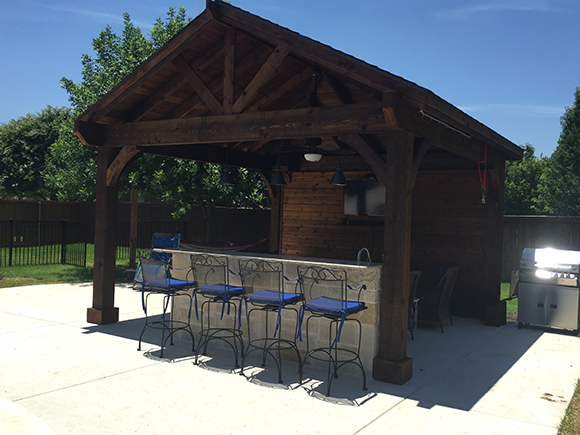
140;144;272;173
101;100;390;147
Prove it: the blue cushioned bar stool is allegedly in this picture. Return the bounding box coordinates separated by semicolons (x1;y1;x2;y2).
238;259;303;383
297;266;367;396
190;254;244;367
137;257;196;358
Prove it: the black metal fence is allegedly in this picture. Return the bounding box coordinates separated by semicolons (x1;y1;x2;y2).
0;220;87;267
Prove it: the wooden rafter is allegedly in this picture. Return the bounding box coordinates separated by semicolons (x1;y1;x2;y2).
246;67;312;113
172;55;224;115
223;26;236;114
232;45;289;114
170;44;268;119
327;69;387;183
126;42;226;122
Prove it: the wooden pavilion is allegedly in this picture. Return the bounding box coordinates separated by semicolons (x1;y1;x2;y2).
75;0;522;384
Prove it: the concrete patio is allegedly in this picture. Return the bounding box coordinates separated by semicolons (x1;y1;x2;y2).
1;282;579;434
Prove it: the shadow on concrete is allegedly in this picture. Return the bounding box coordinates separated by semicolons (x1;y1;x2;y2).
81;308;559;412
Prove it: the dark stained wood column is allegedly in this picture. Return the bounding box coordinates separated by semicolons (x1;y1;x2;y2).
484;161;507;325
373;131;414;384
87;146;120;324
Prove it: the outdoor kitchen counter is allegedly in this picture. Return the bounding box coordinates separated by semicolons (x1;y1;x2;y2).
156;248;382;374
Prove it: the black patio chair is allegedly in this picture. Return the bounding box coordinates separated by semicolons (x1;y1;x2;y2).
238;259;303;383
417;267;459;332
137;257;196;357
297;266;367;396
190;254;244;367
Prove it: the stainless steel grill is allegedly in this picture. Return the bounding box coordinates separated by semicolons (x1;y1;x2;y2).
518;248;580;333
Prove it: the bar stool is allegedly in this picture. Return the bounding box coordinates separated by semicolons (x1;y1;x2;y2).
190;254;244;367
297;266;367;396
238;259;303;383
137;257;196;357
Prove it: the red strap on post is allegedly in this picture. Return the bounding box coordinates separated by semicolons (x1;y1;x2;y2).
477;144;488;204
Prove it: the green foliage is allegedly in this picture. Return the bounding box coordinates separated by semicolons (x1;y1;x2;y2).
538;88;580;215
61;7;191;113
128;157;269;240
0;106;74;199
504;144;547;214
44;118;97;201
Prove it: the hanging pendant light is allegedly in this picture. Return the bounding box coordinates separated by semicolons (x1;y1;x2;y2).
271;166;287;186
219;144;234;186
330;167;346;186
219;167;233;186
330;151;346;186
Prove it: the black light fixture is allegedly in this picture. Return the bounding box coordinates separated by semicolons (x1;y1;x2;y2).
219;144;234;186
270;165;287;186
330;152;346;186
304;137;322;162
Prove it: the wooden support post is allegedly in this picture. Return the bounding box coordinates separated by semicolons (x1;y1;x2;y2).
87;146;120;324
373;131;414;384
129;188;138;270
484;162;507;326
269;186;283;253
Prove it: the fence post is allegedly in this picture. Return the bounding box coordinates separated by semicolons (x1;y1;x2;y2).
61;219;67;265
83;222;88;268
8;218;13;267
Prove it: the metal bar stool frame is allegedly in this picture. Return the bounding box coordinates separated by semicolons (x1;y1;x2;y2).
190;253;245;367
238;259;303;383
137;257;196;358
297;266;367;396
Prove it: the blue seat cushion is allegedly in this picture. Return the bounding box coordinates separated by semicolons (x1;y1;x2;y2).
146;278;195;291
305;297;365;315
199;284;244;296
248;290;303;305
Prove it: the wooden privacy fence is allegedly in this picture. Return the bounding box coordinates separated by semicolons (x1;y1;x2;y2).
502;216;580;281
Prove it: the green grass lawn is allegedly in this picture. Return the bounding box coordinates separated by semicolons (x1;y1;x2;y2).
0;244;130;289
500;281;518;320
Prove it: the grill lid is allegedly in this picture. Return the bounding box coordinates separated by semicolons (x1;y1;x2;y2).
520;248;580;286
521;248;580;272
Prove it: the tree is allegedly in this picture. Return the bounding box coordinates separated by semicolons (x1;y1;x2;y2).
129;158;269;241
504;144;547;215
0;106;73;199
538;88;580;215
50;7;194;202
56;6;269;239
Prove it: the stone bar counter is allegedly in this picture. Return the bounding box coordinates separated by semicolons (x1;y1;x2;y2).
158;248;382;375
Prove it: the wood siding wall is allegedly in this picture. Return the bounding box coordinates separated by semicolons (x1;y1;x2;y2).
280;172;384;262
411;170;496;318
280;169;501;319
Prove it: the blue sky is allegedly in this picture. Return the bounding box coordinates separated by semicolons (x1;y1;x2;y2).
1;0;578;158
